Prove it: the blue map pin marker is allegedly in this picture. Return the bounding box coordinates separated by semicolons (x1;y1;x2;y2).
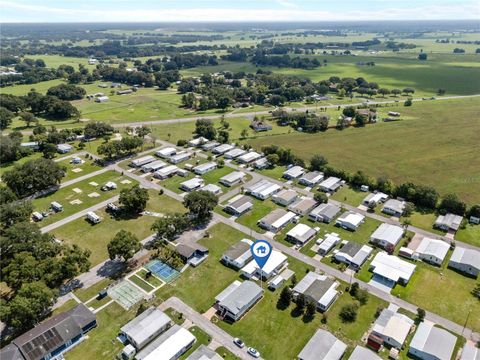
251;240;273;269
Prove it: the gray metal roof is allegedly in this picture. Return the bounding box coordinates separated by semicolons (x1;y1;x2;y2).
410;322;456;360
370;223;404;246
460;343;480;360
259;208;289;226
349;346;382;360
185;345;223;360
382;199;405;213
120;307;171;347
341;241;363;257
310;203;341;219
450;247;480;270
218;281;263;317
223;240;252;261
298;329;346;360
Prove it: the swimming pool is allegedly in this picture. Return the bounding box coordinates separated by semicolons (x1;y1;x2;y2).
145;259;180;283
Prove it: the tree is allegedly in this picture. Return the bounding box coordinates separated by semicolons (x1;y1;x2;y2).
391;89;402;97
279;286;292;307
136;126;151;139
240;128;249;139
183;190;218;223
2;158;65;197
314;192;328;204
404;202;415;217
418;53;428;60
354;289;369;305
291;274;297;287
296;293;306;312
305;301;317;319
354;113;367;126
217;129;230;144
417;308;426;321
42;143;57;159
0;106;14;130
19;112;37;127
0;281;57;331
472;283;480;300
0;200;33;228
309;154;328;171
378;88;390;97
0;186;17;204
194;119;217;140
266;153;279;166
108;230;141;262
151;213;189;243
439;193;467;216
342;107;356;117
339;303;358;322
218;97;231;111
350;282;360;296
46;84;86;100
467;204;480;219
119;185;149;214
404;98;413;106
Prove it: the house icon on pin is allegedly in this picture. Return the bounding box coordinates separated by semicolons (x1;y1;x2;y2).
256;245;267;254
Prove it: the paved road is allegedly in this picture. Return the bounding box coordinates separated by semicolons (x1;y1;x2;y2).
159;297;252;360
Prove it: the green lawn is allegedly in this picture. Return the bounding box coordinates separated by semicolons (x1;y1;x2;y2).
137;269;164;288
57;155;102;182
248;98;480;204
215;346;241;360
163;307;186;325
455;224;480;247
128;275;154;292
32;171;135;226
74;278;114;302
391;260;480;332
330;186;367;207
236;197;279;233
51;192;185;265
406;210;445;235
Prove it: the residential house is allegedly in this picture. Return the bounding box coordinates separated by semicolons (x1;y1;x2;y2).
257;208;296;233
414;237;450;266
224;148;246;159
319;177;343;192
246;179;281;200
188;137;208;147
135;325;196;360
131;155;156;168
0;304;96;360
95;95;109;103
253;157;269;170
224;195;253;216
286;223;318;246
283;165;305;180
288;197;318;216
297;329;347;360
154;165;179;179
241;250;288;280
460;343;479;360
201;183;222;195
334;242;373;269
219;171;246;187
292;272;339;311
57;143;73;154
299;171;324;187
215;280;263;321
120;307;171;349
237;151;262;164
370;252;416;286
169;152;192;164
141;160;167;173
349;346;382;360
309;203;341;223
336;211;365;231
193;162;217;175
180;177;204;192
363;192;388;206
20;141;39;150
370;223;404;252
156;147;177;159
434;213;463;232
221;239;253;269
212;144;234;155
370;306;414;349
201;141;220;151
449;247;480;278
186;345;222;360
382;199;406;217
317;233;341;255
272;189;298;206
176;243;209;267
408;322;457;360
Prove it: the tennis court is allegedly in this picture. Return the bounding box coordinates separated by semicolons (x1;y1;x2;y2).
145;259;180;283
108;280;145;310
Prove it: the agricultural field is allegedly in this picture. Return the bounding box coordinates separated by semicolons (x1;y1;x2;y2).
248;97;480;204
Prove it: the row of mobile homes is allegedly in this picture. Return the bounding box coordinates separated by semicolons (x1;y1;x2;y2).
246;179;281;200
154;165;179;179
219;171;246;187
299;171;324;187
131;155;156;168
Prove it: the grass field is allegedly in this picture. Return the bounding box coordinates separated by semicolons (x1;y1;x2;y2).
236;197;279;234
248;98;480;204
330;186;368;207
456;224;480;247
56;155;102;182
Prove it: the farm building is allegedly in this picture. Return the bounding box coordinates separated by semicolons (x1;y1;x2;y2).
246;179;281;200
155;147;177;158
212;143;234;155
237;151;262;164
116;89;133;95
288;197;317;216
362;192;388;206
169;152;191;164
334;242;373;269
241;250;288;280
154;165;179;179
309;203;341;223
221;238;253;269
193;162;217;175
286;223;317;246
272;189;298;206
349;346;382;360
224;148;246;159
299;171;324;187
382;199;406;217
257;208;296;233
180;177;205;192
336;211;365;231
408;322;457;360
219;171;246;187
57;143;73;154
120;307;171;349
223;195;253;216
370;306;414;349
215;280;263;321
414;237;450;266
297;329;347;360
449;247;480;277
0;304;96;360
188;137;208;147
283;165;305;180
370;223;404;251
131;155;156;168
370;252;416;286
135;325;196;360
434;213;463;232
316;232;341;255
201;183;222;195
292;272;339;312
319;177;342;192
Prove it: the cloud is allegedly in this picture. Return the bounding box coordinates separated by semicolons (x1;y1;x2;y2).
0;0;478;22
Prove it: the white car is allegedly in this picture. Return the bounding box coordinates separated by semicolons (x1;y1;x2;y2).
247;347;260;358
233;338;244;348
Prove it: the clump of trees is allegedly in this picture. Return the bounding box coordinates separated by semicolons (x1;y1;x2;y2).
272;110;330;133
119;185;149;214
46;83;86;100
107;230;141;263
183;190;219;224
97;137;143;159
194;118;217;140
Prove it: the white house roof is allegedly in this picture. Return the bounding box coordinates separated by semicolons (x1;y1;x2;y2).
310;203;341;220
216;280;263;317
318;233;341;253
363;192;388;204
224;148;246;158
155;165;179;176
319;177;342;190
298;329;347;360
435;213;463;230
120;308;171;348
450;247;480;270
283;165;305;178
293;272;338;308
460;342;480;360
370;223;404;246
220;171;246;184
409;322;457;360
371;252;416;283
337;211;365;227
193;162;216;173
241;250;287;277
272;189;298;203
415;237;450;262
237;151;261;163
225;195;253;213
372;308;414;347
287;223;316;243
156;147;176;157
213;144;234;154
349;346;382;360
382;199;406;213
201;184;222;194
181;177;204;189
136;325;195;360
248;180;281;199
300;171;324;184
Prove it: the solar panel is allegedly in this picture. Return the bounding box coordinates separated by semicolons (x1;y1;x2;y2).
21;327;63;360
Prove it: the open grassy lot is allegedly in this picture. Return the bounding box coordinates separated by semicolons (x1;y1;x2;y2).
51;191;185;265
74;278;114;302
391;260;480;332
404;210;445;235
56;155;102;182
456;224;480;247
248;98;480;204
236;197;279;234
330;186;368;207
32;171;135;226
128;274;154;292
215;347;240;360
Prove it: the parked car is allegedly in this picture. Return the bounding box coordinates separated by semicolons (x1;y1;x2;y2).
233;338;245;348
247;347;260;358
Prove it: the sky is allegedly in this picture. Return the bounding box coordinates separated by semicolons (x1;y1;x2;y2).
0;0;479;22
